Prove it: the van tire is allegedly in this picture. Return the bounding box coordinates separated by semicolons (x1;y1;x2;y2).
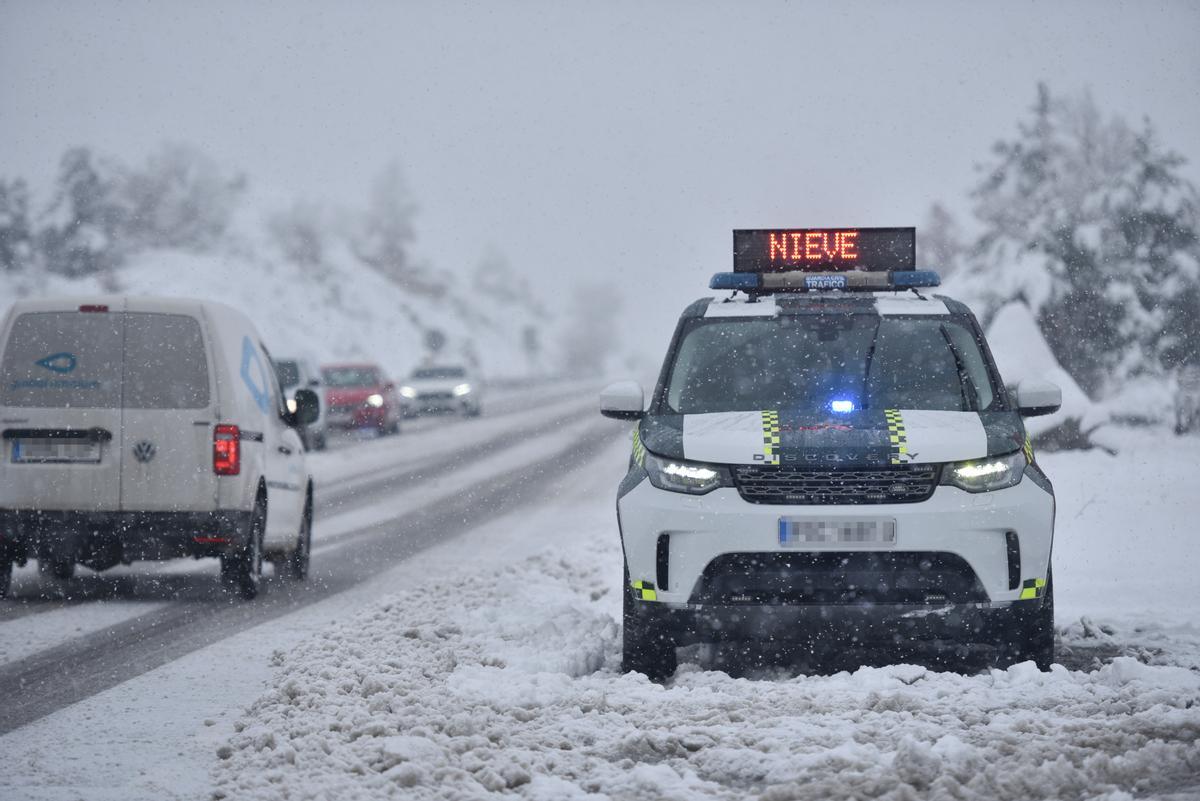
0;556;12;598
39;556;75;581
283;495;312;581
223;497;265;600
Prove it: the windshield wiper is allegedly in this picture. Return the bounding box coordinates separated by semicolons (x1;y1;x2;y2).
940;323;979;412
860;319;883;409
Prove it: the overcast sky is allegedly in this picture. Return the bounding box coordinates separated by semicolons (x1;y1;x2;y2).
3;0;1198;364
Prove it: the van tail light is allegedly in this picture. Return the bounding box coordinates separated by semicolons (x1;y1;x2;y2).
213;424;241;476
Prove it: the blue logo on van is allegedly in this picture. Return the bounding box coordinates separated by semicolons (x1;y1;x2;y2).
239;337;271;414
36;352;77;374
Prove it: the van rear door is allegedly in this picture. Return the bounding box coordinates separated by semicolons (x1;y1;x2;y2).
0;305;126;512
117;306;219;513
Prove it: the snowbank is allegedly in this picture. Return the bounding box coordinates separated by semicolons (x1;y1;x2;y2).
212;431;1200;801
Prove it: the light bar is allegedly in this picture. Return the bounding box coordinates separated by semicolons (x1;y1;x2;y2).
710;270;940;293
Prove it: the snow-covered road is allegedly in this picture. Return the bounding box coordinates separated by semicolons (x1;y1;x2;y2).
2;419;1198;800
211;429;1199;801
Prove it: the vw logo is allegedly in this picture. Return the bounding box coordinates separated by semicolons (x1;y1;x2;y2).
132;441;157;464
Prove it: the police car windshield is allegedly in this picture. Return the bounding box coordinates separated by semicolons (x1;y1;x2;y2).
663;315;998;415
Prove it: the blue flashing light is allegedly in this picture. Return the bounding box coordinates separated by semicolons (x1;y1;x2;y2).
890;270;941;289
830;399;856;414
710;272;762;291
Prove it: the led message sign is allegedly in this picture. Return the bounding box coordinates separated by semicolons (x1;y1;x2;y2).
733;228;916;272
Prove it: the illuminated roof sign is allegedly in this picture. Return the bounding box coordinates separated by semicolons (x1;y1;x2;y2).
733;228;916;272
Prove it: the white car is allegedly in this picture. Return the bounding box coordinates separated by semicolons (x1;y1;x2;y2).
602;228;1062;679
0;296;318;599
273;355;328;451
399;365;483;417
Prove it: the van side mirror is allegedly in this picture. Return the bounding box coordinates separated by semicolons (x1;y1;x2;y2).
1016;380;1062;417
308;377;321;388
600;380;645;420
291;389;321;426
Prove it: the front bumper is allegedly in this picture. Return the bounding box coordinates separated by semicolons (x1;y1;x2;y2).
0;508;254;564
617;476;1054;614
633;596;1018;647
413;393;470;413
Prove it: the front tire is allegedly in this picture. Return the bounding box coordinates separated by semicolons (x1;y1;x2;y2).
995;570;1055;670
39;555;75;581
622;581;677;681
222;497;265;600
0;554;12;599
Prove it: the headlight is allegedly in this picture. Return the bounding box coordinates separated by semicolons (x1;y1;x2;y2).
643;450;730;495
452;383;472;396
366;393;385;408
286;397;297;414
399;386;417;399
942;450;1026;493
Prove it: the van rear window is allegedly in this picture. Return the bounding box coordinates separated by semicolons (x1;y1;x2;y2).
0;311;210;409
123;314;210;409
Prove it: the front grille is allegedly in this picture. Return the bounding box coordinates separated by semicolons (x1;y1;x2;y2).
329;404;357;415
733;463;939;505
418;392;453;402
692;551;987;605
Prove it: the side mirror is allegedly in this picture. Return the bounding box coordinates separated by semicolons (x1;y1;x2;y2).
600;380;645;420
1016;380;1062;417
308;377;321;388
291;388;321;427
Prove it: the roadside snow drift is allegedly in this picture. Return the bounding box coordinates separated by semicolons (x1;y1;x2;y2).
213;431;1200;801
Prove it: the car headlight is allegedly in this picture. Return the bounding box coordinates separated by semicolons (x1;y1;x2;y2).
286;397;297;414
643;450;730;495
366;393;385;408
942;450;1026;493
452;383;472;396
399;386;417;399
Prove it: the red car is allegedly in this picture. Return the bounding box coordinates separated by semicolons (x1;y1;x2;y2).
321;363;402;435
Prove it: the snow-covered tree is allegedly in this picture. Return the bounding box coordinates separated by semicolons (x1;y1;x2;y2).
0;178;36;273
121;143;244;251
472;248;547;318
352;162;442;296
917;202;966;276
268;201;327;276
958;85;1200;397
561;281;623;377
39;147;127;279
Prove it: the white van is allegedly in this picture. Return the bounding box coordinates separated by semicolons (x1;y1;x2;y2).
0;296;318;599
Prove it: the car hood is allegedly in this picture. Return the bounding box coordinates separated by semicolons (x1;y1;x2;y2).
325;387;381;405
639;409;1025;468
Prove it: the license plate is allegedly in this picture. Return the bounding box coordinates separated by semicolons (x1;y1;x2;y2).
11;438;101;464
778;518;896;548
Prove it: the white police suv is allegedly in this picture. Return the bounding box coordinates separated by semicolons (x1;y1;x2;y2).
601;228;1062;679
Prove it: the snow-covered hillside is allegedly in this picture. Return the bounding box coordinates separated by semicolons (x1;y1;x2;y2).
0;183;554;382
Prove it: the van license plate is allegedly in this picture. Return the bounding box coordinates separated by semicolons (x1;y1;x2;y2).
11;438;101;464
778;519;896;548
